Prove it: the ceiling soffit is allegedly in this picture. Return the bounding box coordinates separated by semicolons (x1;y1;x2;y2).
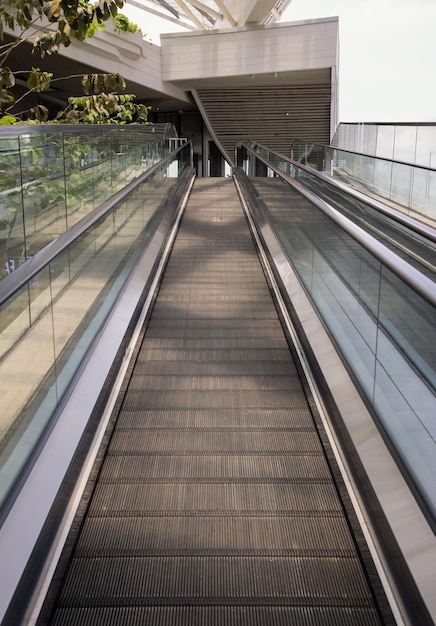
193;81;332;164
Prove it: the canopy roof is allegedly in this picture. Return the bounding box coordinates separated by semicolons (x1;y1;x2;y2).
126;0;293;31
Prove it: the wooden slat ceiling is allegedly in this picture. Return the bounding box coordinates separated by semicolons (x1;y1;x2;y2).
193;84;332;163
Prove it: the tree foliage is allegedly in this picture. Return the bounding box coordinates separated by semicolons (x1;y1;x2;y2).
58;91;149;123
113;12;140;34
0;0;149;123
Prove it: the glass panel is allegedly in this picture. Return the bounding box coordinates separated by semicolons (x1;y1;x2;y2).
0;264;55;509
372;159;392;200
415;126;436;168
393;126;418;164
334;123;436;170
410;167;436;224
19;132;66;256
0;136;25;278
378;267;435;389
0;283;30;359
375;125;395;161
390;162;412;207
374;331;436;519
0;137;190;510
240;147;436;519
29;263;52;325
310;242;379;401
261;136;436;236
0;124;174;284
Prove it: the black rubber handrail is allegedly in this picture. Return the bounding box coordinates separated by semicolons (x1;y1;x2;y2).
248;140;436;243
291;137;436;173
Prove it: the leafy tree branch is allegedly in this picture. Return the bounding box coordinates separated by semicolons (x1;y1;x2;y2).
0;0;149;123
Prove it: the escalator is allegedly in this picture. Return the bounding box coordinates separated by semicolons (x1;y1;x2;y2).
244;140;436;279
290;136;436;232
35;178;393;625
288;173;435;280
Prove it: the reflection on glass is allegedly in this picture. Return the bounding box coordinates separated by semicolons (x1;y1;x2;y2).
379;266;436;389
240;146;436;519
0;282;31;359
0;125;174;287
393;126;417;164
333;122;436;169
0;137;24;280
416;126;436;168
0;139;190;510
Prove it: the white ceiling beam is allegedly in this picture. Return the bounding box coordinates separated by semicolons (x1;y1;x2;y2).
186;0;222;22
213;0;237;27
173;0;207;29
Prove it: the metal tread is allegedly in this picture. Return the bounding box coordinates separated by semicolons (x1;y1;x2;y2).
49;605;382;626
41;178;388;626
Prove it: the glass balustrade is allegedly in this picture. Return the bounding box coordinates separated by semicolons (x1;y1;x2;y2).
291;138;436;227
243;142;436;280
0;137;191;513
0;124;176;282
331;122;436;169
236;142;436;521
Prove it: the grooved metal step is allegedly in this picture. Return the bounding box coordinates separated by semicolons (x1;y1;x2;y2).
40;178;389;626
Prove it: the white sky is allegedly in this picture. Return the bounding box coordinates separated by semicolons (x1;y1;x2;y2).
280;0;436;123
124;0;436;124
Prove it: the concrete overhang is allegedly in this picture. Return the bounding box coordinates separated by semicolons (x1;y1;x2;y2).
161;18;339;86
160;18;339;162
3;21;192;114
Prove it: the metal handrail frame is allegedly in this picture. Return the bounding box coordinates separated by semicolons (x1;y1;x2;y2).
237;142;436;307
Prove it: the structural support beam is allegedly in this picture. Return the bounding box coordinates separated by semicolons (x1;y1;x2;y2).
174;0;206;29
186;0;222;22
214;0;237;27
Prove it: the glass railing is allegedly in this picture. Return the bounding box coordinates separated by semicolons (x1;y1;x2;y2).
331;122;436;169
290;138;436;228
0;124;178;281
236;141;436;521
242;141;436;279
0;139;192;514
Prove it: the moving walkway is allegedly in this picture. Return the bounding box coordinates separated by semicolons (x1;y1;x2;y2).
290;137;436;231
243;140;435;279
0;130;435;625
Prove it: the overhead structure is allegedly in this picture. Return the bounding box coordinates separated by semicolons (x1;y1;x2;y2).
127;0;293;30
4;0;339;175
160;17;339;168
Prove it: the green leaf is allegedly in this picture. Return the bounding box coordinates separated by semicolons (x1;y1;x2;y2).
27;71;38;90
0;115;17;125
1;67;15;88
